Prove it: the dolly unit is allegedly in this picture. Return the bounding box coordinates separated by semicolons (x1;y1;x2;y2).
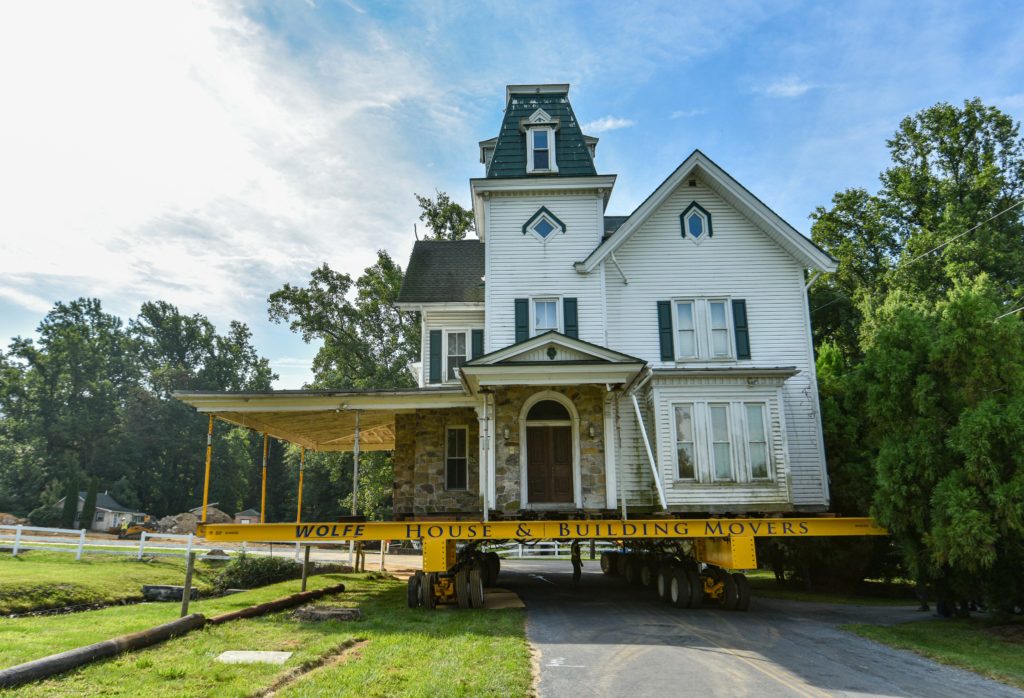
198;517;885;610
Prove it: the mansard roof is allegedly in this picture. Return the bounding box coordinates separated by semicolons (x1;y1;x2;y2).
485;85;597;178
396;240;485;305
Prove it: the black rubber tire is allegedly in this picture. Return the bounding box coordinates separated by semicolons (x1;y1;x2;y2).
656;566;673;602
420;572;437;610
686;568;703;608
486;552;500;584
407;572;421;608
733;573;751;612
469;568;485;608
473;557;492;588
640;559;658;588
718;571;739;610
455;568;471;609
670;568;692;608
600;551;616;575
614;551;629;576
622;555;639;585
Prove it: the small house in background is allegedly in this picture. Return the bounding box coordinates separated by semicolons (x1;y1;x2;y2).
55;491;148;532
235;508;260;524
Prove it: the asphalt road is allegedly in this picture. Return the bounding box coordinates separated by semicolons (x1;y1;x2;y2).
498;559;1022;698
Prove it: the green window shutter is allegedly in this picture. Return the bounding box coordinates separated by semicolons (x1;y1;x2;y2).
732;299;750;360
657;301;674;361
429;330;442;383
471;329;484;359
563;298;578;338
514;299;529;343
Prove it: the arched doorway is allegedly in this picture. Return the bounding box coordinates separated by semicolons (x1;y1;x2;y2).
522;395;577;505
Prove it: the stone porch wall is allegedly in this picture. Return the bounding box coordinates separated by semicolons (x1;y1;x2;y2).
493;385;607;512
392;408;481;516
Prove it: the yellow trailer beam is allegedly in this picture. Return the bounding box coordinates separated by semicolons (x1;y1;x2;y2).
198;517;886;544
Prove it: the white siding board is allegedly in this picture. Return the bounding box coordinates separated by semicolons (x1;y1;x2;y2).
604;179;827;508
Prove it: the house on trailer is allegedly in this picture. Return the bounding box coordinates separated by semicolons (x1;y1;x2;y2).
175;83;836;521
55;491;148;532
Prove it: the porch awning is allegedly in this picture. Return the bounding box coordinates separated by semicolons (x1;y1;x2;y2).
173;388;477;452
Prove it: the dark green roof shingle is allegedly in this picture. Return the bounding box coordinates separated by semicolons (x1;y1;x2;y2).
397;240;485;304
486;90;597;178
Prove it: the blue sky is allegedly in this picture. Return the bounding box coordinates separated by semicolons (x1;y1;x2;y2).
1;0;1022;386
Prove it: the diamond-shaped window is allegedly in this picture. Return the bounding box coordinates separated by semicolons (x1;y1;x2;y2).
534;218;555;239
522;207;566;243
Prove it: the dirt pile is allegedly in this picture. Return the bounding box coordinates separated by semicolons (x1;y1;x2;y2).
0;513;27;525
155;507;232;534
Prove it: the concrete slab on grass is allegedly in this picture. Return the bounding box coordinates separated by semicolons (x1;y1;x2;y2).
216;651;292;665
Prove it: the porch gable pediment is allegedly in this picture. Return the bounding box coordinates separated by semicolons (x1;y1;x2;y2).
466;331;644;366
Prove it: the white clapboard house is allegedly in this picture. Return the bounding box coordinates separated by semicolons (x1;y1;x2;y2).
176;83;836;520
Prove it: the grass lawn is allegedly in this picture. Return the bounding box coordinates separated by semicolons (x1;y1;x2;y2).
2;573;532;697
845;618;1024;689
746;570;916;606
0;551;220;614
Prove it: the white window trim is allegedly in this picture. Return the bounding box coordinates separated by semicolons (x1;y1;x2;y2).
443;329;469;383
526;211;562;244
707;402;735;482
683;208;710;242
671;298;734;362
668;400;775;485
445;425;469;491
530;297;562;336
526;126;558;174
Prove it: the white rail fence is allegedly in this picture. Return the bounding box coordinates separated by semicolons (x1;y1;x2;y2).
487;540;620;558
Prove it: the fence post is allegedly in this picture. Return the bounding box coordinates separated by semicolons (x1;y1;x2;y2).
518;543;523;558
12;524;22;556
76;529;86;561
180;552;196;617
300;545;311;592
137;531;147;560
294;542;301;562
554;541;559;557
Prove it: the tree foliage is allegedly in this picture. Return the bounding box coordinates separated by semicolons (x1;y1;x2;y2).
415;190;474;240
806;98;1024;608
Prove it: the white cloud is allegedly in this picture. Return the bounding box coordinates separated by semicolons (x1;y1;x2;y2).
582;116;636;133
755;77;815;98
670;108;708;119
0;0;461;335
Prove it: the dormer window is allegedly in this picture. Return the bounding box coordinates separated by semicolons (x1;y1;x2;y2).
527;127;557;173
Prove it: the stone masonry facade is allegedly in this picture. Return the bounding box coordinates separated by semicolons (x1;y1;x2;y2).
492;385;607;513
392;408;481;517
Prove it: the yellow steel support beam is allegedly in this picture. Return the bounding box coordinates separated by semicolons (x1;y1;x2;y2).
200;415;214;523
695;536;757;570
296;446;305;523
198;517;886;544
422;538;457;573
260;433;269;524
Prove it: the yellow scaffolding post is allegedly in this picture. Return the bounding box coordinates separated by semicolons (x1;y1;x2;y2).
201;415;214;523
260;433;269;524
296;446;305;523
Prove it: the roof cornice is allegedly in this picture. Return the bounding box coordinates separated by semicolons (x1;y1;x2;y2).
506;84;570;101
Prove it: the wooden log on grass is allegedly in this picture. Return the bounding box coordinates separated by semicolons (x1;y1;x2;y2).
0;613;206;689
208;583;346;625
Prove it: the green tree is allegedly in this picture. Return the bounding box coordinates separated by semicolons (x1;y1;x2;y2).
268;251;419;389
860;278;1024;613
415;190;475;240
60;476;79;529
80;479;98;530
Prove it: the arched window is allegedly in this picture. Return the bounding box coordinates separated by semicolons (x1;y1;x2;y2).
526;399;571;421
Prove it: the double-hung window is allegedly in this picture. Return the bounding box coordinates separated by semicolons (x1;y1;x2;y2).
675;302;697;358
446;331;467;381
708;403;733;481
673;404;696;479
672;298;733;360
745;403;770;480
533;299;559;335
671;401;773;483
526;127;557;173
445;426;468;490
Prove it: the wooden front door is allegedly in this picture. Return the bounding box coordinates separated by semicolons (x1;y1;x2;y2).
527;425;573;503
